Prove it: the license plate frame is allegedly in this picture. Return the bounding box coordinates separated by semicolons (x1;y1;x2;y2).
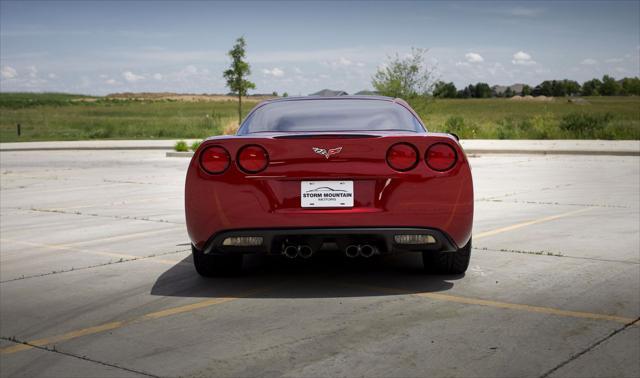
301;181;354;208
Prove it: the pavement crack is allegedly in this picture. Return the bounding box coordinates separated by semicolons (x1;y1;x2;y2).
0;248;190;283
476;247;640;264
538;317;640;378
25;207;181;224
0;336;159;378
475;198;629;209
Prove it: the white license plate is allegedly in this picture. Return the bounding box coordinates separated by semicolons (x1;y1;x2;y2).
301;181;354;208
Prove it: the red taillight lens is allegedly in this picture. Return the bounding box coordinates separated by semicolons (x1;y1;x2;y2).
426;143;457;171
199;146;230;174
237;145;269;173
386;143;419;171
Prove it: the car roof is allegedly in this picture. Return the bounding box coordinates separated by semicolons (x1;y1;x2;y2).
258;95;397;105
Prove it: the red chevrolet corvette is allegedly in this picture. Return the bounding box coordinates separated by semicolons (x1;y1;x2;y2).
185;96;474;276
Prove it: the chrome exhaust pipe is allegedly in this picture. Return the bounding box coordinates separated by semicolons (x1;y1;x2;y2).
283;245;299;259
298;245;314;259
345;245;360;258
359;244;376;258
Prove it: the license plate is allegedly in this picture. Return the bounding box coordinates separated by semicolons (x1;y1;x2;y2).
301;181;354;208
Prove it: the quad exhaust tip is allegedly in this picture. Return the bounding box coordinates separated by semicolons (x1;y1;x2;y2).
345;244;377;258
283;244;314;259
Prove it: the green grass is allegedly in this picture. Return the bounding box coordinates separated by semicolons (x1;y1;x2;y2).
1;93;638;142
412;96;640;139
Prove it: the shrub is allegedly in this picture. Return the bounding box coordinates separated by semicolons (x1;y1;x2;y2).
190;140;202;151
559;112;614;138
174;140;188;152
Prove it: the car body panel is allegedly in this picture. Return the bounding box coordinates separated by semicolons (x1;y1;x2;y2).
185;103;474;254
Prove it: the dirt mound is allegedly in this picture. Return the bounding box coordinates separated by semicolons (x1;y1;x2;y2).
510;95;554;102
105;92;274;102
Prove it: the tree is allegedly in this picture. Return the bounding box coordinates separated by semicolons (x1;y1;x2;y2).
224;37;256;125
600;75;621;96
372;48;436;98
474;83;492;98
282;92;289;97
521;85;532;96
433;81;457;98
503;87;514;98
621;77;640;95
582;78;602;96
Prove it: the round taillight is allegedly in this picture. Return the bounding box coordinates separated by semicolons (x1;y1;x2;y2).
426;143;457;171
199;146;230;174
386;143;419;171
237;145;269;173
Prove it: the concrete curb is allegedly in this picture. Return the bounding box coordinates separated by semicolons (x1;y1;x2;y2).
166;151;195;158
165;149;640;158
1;146;172;152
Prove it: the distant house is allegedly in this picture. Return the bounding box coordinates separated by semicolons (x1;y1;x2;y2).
309;89;348;96
492;84;526;96
354;90;380;96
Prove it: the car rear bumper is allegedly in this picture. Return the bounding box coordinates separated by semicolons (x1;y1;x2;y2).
200;227;458;255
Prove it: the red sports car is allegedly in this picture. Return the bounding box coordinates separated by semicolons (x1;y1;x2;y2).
185;96;474;276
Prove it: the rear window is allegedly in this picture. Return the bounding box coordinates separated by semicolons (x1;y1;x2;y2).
238;99;425;134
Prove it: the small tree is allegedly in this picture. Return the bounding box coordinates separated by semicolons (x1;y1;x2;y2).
371;48;436;98
521;85;532;96
224;37;256;125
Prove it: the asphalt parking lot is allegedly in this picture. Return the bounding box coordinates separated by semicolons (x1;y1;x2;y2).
0;150;638;378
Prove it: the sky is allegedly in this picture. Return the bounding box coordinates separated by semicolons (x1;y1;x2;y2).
1;1;639;95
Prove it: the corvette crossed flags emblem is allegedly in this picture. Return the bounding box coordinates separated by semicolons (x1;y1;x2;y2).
312;147;343;159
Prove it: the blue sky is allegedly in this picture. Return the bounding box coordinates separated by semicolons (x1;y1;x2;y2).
1;1;638;95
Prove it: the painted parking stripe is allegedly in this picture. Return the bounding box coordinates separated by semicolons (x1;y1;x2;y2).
346;283;637;325
474;207;594;240
0;285;281;355
0;238;183;265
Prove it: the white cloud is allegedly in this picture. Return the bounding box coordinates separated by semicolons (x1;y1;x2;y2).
27;66;38;78
605;58;623;63
48;73;57;79
105;78;118;85
356;62;365;67
1;66;18;79
465;52;484;63
455;61;471;67
580;58;598;65
509;7;544;17
294;67;302;74
122;71;144;82
153;73;163;80
262;67;285;77
512;51;536;65
338;57;352;66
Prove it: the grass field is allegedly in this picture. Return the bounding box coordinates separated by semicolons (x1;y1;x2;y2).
0;93;638;142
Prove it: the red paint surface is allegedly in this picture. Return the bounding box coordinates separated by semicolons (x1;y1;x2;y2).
185;130;474;250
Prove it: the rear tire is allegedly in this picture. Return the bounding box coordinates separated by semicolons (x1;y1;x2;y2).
192;244;243;277
423;238;471;274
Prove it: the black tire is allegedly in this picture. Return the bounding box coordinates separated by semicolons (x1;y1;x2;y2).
423;238;471;274
192;244;243;277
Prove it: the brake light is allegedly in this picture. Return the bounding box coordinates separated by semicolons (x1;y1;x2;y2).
237;145;269;173
426;143;457;171
199;146;231;174
386;143;418;171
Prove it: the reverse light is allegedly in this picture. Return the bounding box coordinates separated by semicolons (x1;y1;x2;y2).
386;143;419;171
394;234;436;245
237;145;269;173
426;143;457;172
222;236;264;247
199;146;231;174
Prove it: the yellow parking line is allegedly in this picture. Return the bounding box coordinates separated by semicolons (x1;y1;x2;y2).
0;285;280;355
0;238;184;266
348;284;636;325
62;226;184;247
474;207;594;240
